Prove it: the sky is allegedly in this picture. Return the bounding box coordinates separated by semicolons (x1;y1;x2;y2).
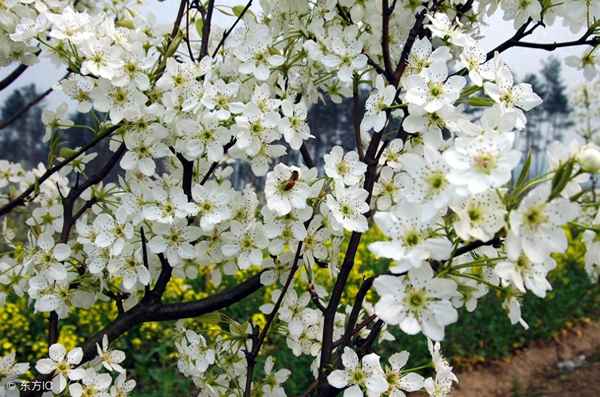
0;1;589;108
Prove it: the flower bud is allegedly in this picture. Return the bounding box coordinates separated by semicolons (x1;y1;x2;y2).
578;145;600;172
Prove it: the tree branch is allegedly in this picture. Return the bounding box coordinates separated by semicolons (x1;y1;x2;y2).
0;124;120;218
212;0;253;57
0;64;28;92
81;272;264;361
243;243;303;397
0;86;51;130
199;0;215;60
381;0;394;79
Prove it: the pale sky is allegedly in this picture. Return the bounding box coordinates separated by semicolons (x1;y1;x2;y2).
0;1;588;109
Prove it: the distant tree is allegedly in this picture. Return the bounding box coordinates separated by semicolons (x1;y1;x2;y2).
521;57;573;175
541;57;573;141
0;84;47;166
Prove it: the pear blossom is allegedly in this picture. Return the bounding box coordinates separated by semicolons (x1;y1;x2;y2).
175;115;233;162
483;61;542;128
221;221;269;269
191;181;232;231
90;81;148;124
566;50;599;81
30;232;71;283
398;145;455;219
175;327;216;378
450;189;507;242
96;335;126;373
459;45;487;86
201;80;245;120
509;184;579;263
148;221;202;266
501;0;542;29
41;103;74;142
423;339;458;397
0;352;29;391
405;38;451;78
0;1;598;395
326;183;369;233
383;352;425;397
372;166;403;210
361;75;395;132
120;131;170;176
444;133;521;194
92;213;133;256
319;25;368;83
261;357;291;397
404;62;466;113
369;204;452;272
110;372;136;397
327;347;388;397
495;232;554;298
279;100;312;150
373;264;458;340
265;165;314;216
577;144;600;172
68;368;113;397
324;146;367;186
426;13;473;47
35;343;85;394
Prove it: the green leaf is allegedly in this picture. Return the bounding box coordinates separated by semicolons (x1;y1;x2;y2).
464;96;495;107
194;17;203;37
115;19;135;29
459;85;482;98
232;5;246;17
549;159;574;201
59;147;77;159
515;150;532;190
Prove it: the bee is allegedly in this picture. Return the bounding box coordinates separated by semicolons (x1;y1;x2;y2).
283;170;300;191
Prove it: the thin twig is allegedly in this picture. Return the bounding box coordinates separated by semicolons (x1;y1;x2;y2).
0;124;120;218
212;0;253;57
0;64;28;92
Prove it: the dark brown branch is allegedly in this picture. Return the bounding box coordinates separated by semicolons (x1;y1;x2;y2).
199;0;215;60
357;319;384;355
212;0;253;57
0;124;120;218
150;254;173;300
308;284;326;313
244;242;303;397
60;143;127;242
171;0;188;38
512;36;600;51
48;312;59;345
81;272;264;361
452;236;502;258
300;144;315;168
317;127;385;394
184;0;196;62
0;64;28;92
341;276;374;348
381;0;394;79
199;138;236;185
332;314;377;349
0;87;51;130
152;271;263;321
0;71;70;130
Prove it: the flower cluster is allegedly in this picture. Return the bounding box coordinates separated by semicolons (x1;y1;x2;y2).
31;336;134;396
